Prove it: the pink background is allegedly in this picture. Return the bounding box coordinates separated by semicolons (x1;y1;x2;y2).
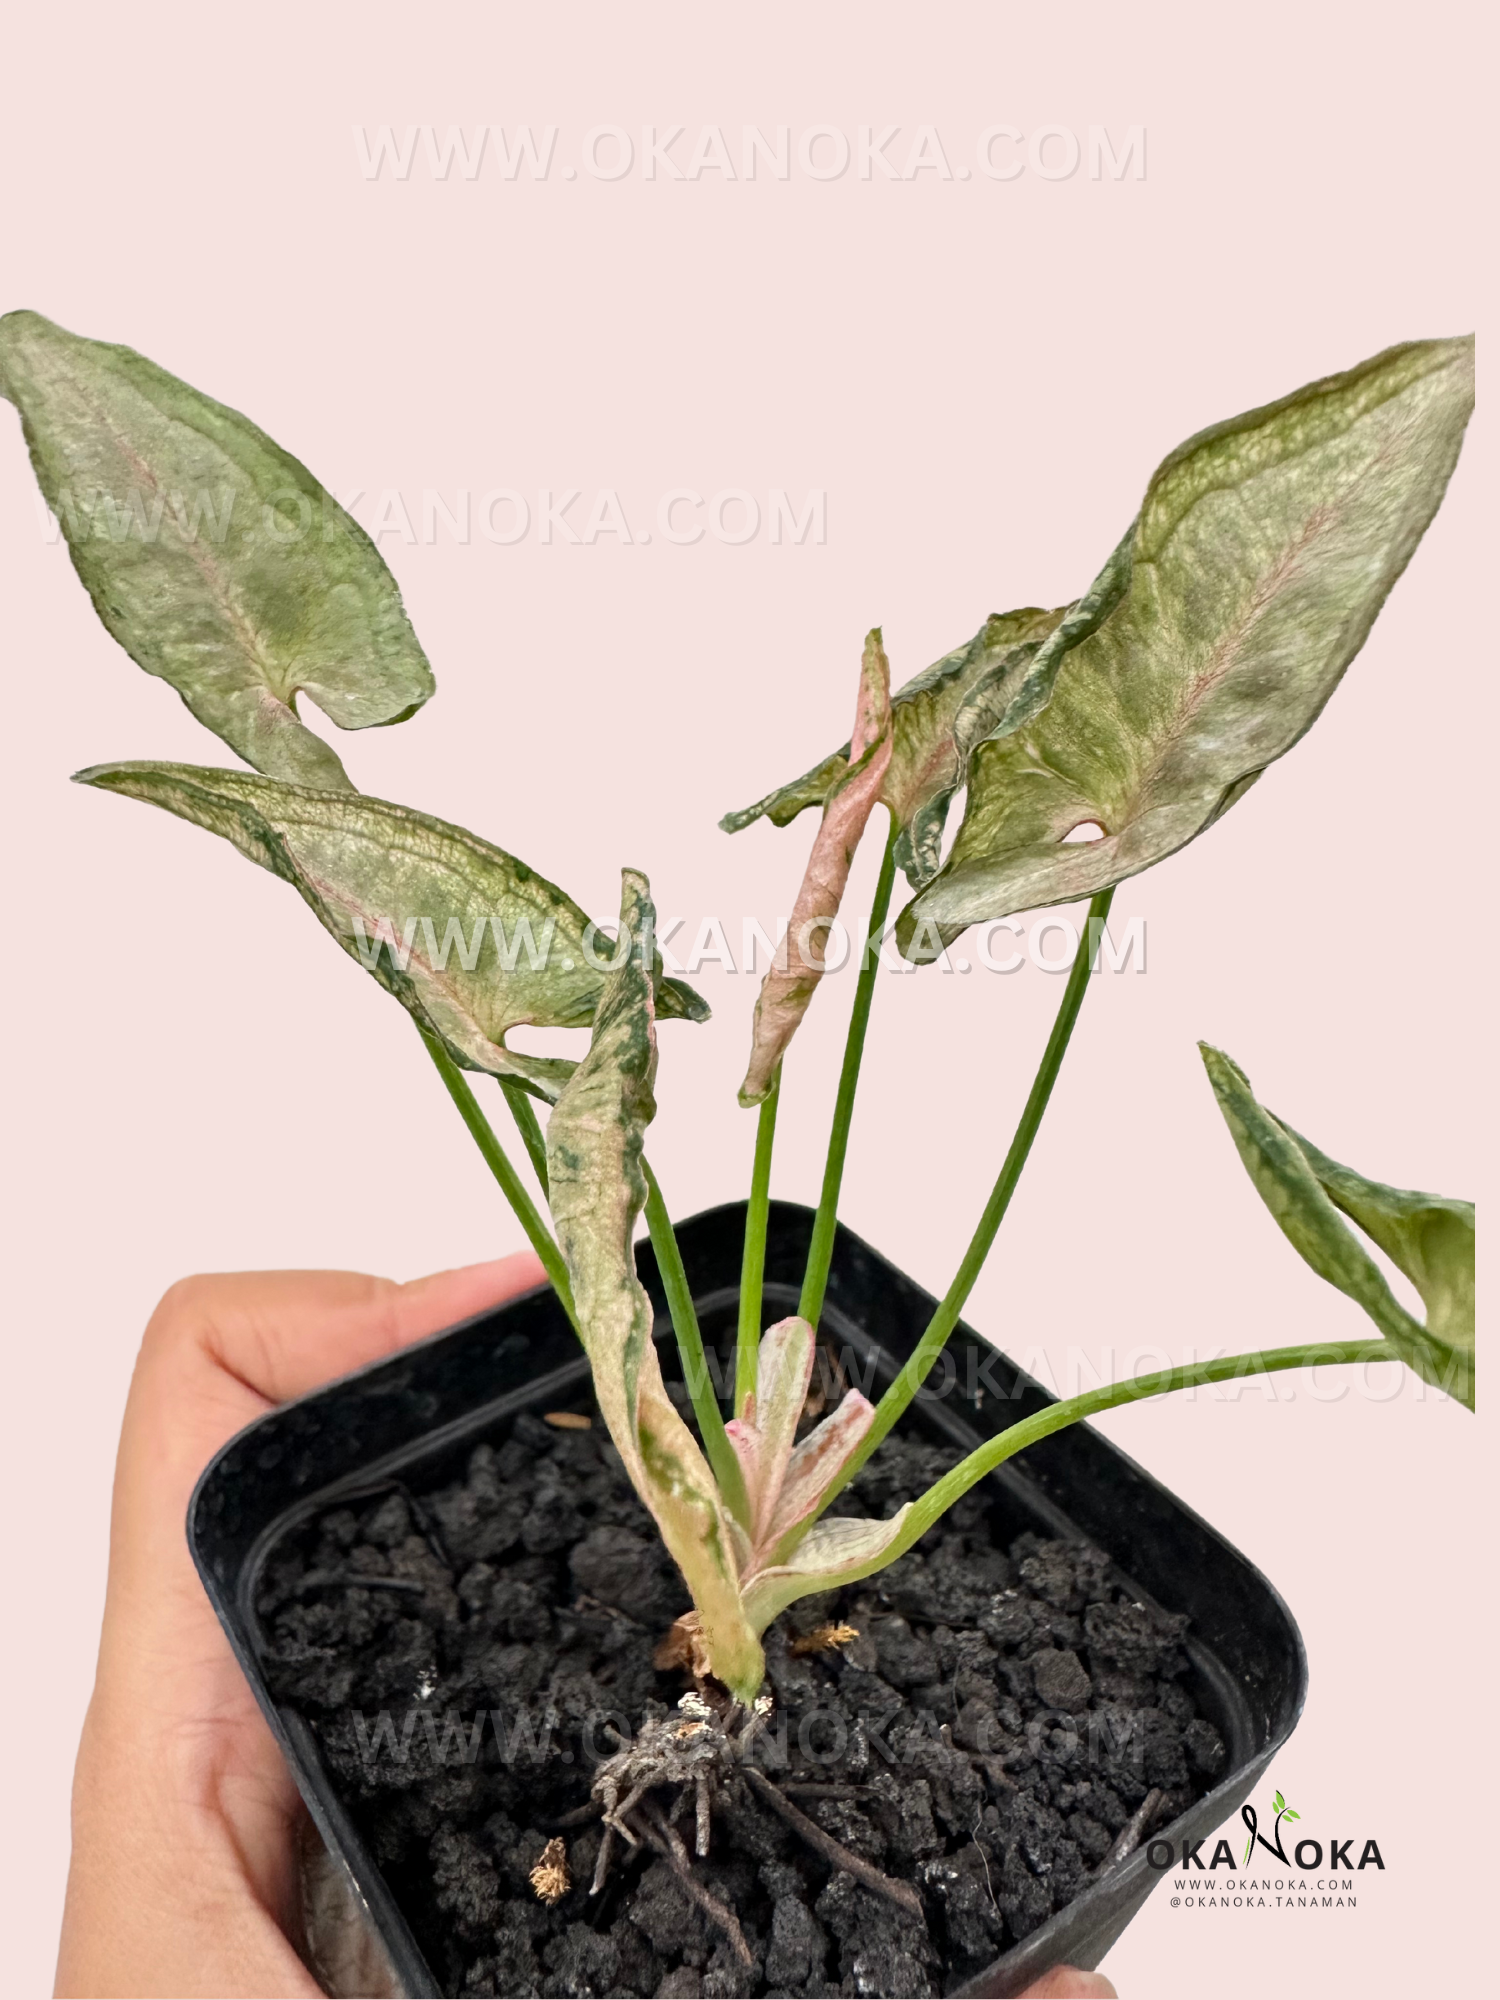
0;4;1487;1992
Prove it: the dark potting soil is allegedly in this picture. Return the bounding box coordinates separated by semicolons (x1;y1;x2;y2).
257;1408;1227;1998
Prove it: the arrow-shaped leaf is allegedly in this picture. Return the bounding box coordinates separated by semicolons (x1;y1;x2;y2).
1201;1044;1474;1409
76;762;707;1100
722;604;1066;889
546;869;762;1700
896;337;1475;954
0;310;434;788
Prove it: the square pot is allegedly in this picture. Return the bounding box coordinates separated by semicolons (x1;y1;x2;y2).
190;1200;1306;1998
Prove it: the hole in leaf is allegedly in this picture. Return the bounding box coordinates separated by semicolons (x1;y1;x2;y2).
1061;820;1107;844
505;1024;589;1056
936;784;968;868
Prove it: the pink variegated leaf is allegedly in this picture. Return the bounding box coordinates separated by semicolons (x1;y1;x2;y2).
747;1317;814;1520
724;1410;764;1516
763;1389;877;1553
737;631;893;1105
726;1316;816;1541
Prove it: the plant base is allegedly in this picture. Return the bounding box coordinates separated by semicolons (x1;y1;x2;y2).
191;1202;1307;1998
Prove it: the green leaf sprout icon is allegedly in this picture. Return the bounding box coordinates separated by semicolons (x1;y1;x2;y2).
1245;1790;1301;1865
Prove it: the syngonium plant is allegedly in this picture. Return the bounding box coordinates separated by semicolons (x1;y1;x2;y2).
1;312;1476;1717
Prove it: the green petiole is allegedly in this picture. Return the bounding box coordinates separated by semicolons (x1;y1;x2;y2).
848;1337;1395;1581
499;1076;550;1200
797;813;900;1330
734;1069;781;1416
817;887;1116;1512
416;1024;577;1332
642;1162;752;1531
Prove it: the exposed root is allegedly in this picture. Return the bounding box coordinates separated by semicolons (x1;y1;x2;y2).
589;1822;616;1897
780;1781;873;1801
290;1571;428;1598
546;1799;604;1832
338;1475;454;1572
741;1766;924;1919
636;1800;752;1969
735;1694;774;1759
586;1687;927;1939
1099;1786;1166;1871
590;1695;750;1875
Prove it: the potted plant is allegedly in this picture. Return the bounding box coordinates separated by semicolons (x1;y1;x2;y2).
0;312;1475;1998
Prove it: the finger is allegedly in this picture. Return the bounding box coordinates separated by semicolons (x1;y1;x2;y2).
74;1253;552;1998
108;1254;548;1630
150;1251;549;1410
1019;1970;1118;1999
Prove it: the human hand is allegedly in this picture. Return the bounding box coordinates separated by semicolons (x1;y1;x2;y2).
54;1256;545;1999
1020;1968;1118;1997
53;1257;1123;2000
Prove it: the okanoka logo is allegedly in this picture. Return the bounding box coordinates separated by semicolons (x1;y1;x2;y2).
1146;1786;1386;1881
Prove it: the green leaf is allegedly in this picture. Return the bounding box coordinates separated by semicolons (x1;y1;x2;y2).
0;310;434;788
1283;1809;1301;1821
1285;1123;1475;1358
547;869;763;1700
1200;1045;1474;1409
896;337;1475;955
76;762;707;1101
738;630;892;1105
1274;1791;1285;1811
720;747;851;837
947;533;1134;776
722;606;1064;890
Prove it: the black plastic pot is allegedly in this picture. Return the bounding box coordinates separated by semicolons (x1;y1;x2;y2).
190;1200;1307;1998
